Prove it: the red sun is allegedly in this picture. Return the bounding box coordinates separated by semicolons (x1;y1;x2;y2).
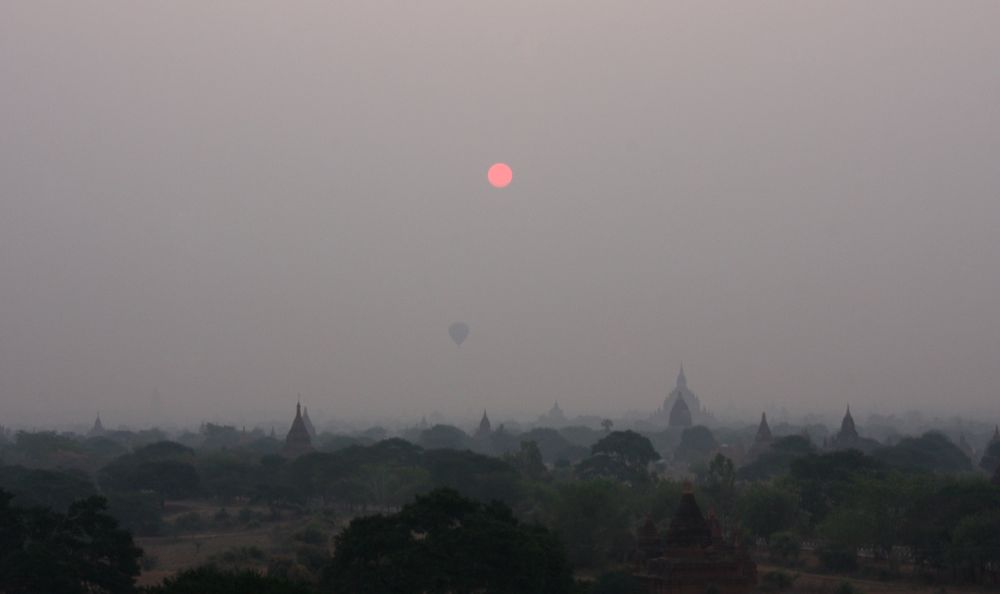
487;163;513;188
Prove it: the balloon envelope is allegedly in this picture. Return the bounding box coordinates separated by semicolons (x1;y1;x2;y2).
448;322;469;346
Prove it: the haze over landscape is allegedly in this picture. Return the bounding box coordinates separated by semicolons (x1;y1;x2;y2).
3;2;1000;428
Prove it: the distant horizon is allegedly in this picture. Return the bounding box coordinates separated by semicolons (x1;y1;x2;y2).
4;3;1000;425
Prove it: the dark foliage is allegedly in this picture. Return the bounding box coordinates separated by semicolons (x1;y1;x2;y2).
324;488;573;594
142;566;312;594
0;488;143;594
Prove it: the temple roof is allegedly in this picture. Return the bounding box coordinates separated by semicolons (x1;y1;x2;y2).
477;410;491;435
283;402;314;457
755;412;772;443
838;406;858;439
664;482;711;548
301;406;317;439
669;396;692;427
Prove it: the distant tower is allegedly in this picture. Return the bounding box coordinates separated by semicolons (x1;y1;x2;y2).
839;406;858;440
89;413;106;437
669;395;693;427
282;401;314;458
748;412;773;460
829;406;860;450
476;410;492;437
301;406;317;439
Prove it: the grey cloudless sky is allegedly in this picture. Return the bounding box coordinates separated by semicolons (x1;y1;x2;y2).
2;2;999;427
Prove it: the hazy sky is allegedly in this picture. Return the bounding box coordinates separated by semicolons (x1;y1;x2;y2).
2;2;999;427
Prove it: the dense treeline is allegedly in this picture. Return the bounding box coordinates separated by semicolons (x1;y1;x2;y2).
2;422;1000;590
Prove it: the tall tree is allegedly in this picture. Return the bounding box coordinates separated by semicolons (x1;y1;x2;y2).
324;488;573;594
0;489;143;594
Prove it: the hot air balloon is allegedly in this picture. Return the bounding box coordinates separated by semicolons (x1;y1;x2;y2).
448;322;469;346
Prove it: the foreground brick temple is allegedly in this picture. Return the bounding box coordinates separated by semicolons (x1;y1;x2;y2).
632;483;757;594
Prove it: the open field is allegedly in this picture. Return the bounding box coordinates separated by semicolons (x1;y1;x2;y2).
135;500;341;587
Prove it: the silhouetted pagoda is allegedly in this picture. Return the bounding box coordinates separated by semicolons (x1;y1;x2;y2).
829;406;859;449
828;406;880;453
669;396;692;428
747;412;772;461
282;402;314;458
301;406;317;439
475;410;492;437
88;413;105;438
633;482;756;593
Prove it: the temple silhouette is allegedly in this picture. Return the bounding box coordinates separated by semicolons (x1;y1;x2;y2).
633;482;756;593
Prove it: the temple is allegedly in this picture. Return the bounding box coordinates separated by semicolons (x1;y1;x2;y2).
537;401;568;426
475;410;492;437
827;406;879;453
301;406;317;439
669;396;693;427
655;366;711;425
88;413;106;438
633;482;756;593
747;412;772;460
282;401;314;458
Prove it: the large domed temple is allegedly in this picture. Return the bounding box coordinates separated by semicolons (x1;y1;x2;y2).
632;482;756;593
654;366;712;426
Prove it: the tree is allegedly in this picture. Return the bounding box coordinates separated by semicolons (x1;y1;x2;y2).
418;425;470;450
99;458;200;501
324;488;573;594
702;454;736;523
818;473;930;571
144;566;312;594
601;419;614;433
590;431;660;471
950;509;1000;583
422;449;523;505
872;432;973;474
977;439;1000;474
543;480;635;568
788;450;883;526
737;435;816;481
0;464;97;510
0;489;143;594
674;426;717;464
504;441;548;481
738;482;802;540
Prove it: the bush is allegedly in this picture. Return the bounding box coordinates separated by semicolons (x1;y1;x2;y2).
819;544;859;573
836;581;862;594
768;531;801;564
172;511;205;533
759;570;797;592
141;555;160;571
292;526;327;546
143;566;312;593
590;571;645;594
